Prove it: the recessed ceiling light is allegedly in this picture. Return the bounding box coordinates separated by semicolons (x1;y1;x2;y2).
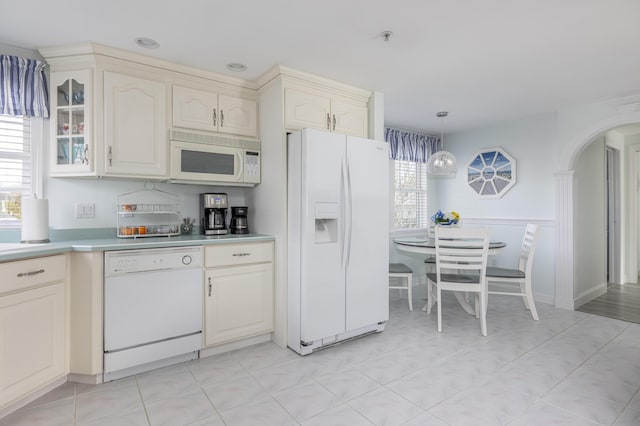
226;63;247;72
135;37;160;49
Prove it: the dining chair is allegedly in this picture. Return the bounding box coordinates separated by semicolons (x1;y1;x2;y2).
426;227;491;336
486;224;540;320
389;263;413;311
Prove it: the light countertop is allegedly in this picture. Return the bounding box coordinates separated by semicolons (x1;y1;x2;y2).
0;233;274;262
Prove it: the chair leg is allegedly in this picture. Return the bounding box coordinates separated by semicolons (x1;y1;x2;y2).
479;289;487;337
519;281;531;310
437;286;442;332
524;277;539;321
407;275;413;311
474;295;480;319
424;280;433;314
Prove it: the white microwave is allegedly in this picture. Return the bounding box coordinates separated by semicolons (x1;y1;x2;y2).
169;139;260;186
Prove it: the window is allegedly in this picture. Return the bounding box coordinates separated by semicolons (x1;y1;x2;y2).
393;159;428;230
0;114;34;228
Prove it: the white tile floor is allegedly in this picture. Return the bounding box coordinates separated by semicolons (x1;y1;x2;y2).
3;289;640;426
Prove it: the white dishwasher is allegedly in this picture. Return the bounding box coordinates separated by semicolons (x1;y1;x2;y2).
104;246;202;381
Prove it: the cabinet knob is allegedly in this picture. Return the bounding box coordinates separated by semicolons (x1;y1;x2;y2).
108;146;113;166
326;113;331;130
332;114;336;131
208;277;212;297
220;109;224;127
83;144;89;165
213;108;217;126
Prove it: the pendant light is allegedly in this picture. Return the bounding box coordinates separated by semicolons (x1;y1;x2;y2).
427;111;457;178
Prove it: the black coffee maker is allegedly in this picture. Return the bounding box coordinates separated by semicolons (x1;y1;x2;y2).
201;193;228;235
230;206;249;234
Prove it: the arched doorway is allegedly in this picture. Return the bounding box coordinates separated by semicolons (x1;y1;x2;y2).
555;105;640;311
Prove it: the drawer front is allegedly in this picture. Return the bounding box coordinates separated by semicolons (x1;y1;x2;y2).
205;242;273;268
0;255;66;295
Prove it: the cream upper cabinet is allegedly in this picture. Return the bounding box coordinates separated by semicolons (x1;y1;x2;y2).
172;86;218;132
331;98;369;138
284;86;368;137
42;44;259;180
49;70;94;176
283;87;331;131
0;255;68;411
203;242;274;347
172;85;257;138
104;71;168;178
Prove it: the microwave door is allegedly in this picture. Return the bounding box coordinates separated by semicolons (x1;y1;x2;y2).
170;141;243;183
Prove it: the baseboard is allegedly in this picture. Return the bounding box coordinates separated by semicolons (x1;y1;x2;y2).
574;283;607;309
199;333;272;358
67;373;102;385
533;292;555;306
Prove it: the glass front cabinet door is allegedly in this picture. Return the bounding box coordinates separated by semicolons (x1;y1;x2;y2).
50;70;92;175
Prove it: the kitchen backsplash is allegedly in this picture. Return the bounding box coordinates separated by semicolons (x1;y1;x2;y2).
45;177;248;230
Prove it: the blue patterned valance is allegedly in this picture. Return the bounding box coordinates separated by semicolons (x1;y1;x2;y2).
0;55;49;118
384;127;440;163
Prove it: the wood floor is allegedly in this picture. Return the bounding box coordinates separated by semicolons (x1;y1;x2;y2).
578;283;640;324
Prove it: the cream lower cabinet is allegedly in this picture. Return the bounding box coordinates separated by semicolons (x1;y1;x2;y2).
0;255;68;410
203;242;274;347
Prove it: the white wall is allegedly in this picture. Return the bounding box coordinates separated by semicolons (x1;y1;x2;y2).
431;113;558;303
246;78;288;347
573;137;606;304
623;136;640;284
0;43;43;60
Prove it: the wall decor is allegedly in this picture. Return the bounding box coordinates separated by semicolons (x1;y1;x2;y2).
467;147;516;198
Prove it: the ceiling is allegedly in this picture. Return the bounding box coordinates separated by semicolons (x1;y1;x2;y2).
2;0;640;134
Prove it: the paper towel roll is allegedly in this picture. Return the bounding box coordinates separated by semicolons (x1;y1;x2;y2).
21;198;50;243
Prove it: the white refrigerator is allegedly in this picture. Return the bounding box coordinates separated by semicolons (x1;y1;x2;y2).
288;128;389;355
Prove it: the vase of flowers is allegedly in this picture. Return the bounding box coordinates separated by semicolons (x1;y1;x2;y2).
431;209;460;226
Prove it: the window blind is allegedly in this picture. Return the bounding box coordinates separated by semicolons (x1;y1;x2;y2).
393;160;428;230
0;114;31;227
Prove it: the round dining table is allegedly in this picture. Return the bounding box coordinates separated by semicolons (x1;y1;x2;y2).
393;237;507;314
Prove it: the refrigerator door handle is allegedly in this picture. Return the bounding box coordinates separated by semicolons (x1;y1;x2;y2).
340;158;348;269
345;158;353;271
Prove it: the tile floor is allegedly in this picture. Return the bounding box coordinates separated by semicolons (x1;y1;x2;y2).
2;289;640;426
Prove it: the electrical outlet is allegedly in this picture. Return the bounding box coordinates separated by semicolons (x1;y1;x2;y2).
75;202;95;219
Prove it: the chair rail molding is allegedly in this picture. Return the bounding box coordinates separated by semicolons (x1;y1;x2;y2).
462;217;554;228
554;171;575;310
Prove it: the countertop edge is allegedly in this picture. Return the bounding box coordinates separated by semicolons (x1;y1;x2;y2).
0;234;275;262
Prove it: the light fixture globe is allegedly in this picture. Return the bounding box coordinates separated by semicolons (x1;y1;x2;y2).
427;150;457;178
427;111;457;178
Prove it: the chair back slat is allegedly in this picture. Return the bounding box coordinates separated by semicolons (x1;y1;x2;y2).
435;227;490;284
518;224;540;275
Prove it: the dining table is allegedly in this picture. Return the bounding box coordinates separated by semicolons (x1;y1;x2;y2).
393;236;507;315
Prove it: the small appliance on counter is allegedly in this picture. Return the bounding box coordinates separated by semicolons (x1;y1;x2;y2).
230;206;249;234
201;193;228;235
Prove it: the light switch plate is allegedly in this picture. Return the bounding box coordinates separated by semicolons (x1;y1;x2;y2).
75;202;95;218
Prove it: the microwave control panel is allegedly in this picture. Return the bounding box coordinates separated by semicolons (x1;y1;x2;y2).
244;150;261;184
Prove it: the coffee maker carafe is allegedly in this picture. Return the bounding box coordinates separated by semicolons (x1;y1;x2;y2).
201;193;228;235
230;206;249;234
